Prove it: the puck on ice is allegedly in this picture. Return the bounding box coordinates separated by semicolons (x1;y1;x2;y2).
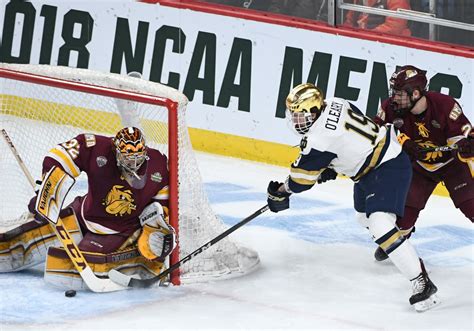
65;290;76;297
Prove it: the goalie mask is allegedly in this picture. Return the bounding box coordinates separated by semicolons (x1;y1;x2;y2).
113;127;147;173
389;65;427;117
286;83;325;135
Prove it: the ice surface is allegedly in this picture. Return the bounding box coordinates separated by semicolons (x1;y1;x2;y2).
0;153;472;330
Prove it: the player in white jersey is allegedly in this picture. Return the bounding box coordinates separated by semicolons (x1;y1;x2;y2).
267;83;440;312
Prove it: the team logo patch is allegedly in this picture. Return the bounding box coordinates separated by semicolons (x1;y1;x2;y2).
405;69;418;78
415;122;430;138
84;134;96;147
431;120;441;128
103;185;136;216
96;156;107;167
151;172;162;183
300;137;308;150
393;118;404;129
449;104;462;121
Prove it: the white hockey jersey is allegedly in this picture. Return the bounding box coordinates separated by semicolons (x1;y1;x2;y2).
288;97;402;193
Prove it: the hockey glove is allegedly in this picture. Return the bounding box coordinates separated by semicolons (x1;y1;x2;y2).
267;181;291;213
138;202;177;262
456;136;474;159
317;168;337;184
397;133;426;160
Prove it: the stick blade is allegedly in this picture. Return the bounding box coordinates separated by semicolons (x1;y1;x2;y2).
108;269;133;287
81;267;129;292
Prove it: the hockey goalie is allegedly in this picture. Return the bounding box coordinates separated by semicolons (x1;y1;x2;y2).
0;127;177;290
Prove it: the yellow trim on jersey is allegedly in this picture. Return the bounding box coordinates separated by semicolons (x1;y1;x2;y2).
290;167;321;177
290;166;320;186
353;135;387;182
154;185;169;200
290;177;317;186
457;154;474;177
49;147;81;177
417;159;454;172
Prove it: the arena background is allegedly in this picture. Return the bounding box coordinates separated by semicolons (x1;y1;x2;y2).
1;0;472;197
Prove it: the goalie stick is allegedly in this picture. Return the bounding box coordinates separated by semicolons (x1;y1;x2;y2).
109;205;269;288
1;129;128;293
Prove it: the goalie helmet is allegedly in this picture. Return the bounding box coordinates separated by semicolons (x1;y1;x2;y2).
286;83;325;135
389;65;428;116
113;127;147;173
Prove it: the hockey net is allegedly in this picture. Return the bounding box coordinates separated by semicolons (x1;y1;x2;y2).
0;63;259;284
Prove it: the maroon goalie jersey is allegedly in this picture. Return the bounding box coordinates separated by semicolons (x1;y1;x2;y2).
42;133;169;235
375;91;472;172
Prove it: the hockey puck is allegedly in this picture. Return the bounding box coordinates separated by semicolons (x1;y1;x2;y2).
65;290;77;297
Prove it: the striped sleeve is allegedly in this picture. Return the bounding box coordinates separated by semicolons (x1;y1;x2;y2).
288;149;336;193
45;145;81;178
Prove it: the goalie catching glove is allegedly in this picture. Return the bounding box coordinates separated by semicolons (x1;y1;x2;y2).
137;202;177;262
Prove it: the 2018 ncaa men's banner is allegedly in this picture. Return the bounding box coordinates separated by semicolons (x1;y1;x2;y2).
0;0;472;165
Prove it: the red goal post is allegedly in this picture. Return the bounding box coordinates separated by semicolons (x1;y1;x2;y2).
0;63;259;285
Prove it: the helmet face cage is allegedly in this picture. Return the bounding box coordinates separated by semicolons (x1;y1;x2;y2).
113;127;147;172
286;110;316;135
286;83;324;135
389;66;427;116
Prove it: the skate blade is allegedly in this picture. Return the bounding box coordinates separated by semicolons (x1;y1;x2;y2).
413;293;441;312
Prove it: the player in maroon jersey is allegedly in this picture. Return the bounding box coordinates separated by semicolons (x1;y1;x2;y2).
373;65;473;261
0;127;176;290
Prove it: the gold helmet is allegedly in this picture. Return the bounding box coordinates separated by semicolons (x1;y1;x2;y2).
286;83;325;134
113;127;147;173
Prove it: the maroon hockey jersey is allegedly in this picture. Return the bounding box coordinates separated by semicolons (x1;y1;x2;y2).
42;133;169;235
375;91;472;172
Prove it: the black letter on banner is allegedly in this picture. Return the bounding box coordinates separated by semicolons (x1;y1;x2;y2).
217;38;252;112
429;73;462;99
335;56;367;102
183;32;216;104
307;51;332;96
275;47;303;118
150;25;185;89
366;62;389;118
110;18;149;74
39;5;57;64
0;0;36;63
58;9;93;68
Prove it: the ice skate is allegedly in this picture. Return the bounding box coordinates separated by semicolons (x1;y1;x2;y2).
409;262;440;312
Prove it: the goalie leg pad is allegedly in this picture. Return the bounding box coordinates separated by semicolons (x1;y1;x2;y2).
0;212;81;272
45;245;164;290
369;212;421;280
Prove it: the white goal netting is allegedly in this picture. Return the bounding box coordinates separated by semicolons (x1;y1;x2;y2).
0;63;259;284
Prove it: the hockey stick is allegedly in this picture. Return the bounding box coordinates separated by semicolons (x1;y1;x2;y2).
109;205;270;288
420;144;458;153
1;129;128;293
